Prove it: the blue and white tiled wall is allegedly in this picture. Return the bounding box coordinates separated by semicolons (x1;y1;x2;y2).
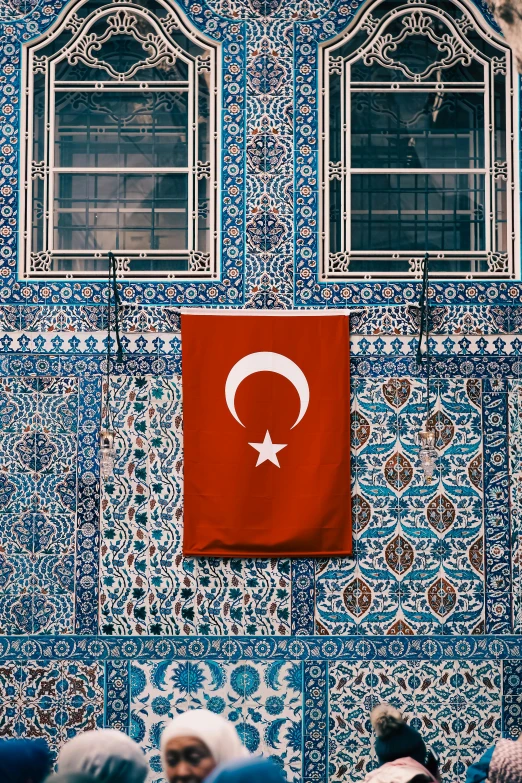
0;308;521;781
1;0;522;778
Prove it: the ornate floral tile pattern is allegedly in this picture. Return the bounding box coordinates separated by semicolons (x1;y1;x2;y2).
316;378;484;635
0;0;515;307
100;375;291;636
0;0;520;775
0;660;104;756
130;660;302;782
508;382;522;633
0;304;520;336
0;643;518;780
0;377;78;634
503;660;522;740
329;660;502;782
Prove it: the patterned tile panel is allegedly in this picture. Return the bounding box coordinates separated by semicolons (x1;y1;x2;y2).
130;660;302;782
244;18;294;307
100;375;291;636
105;659;131;733
0;660;104;757
329;660;502;782
0;305;520;336
503;660;522;740
483;380;512;634
316;378;484;635
0;377;78;634
429;306;522;336
3;330;522;358
508;381;522;633
303;661;328;783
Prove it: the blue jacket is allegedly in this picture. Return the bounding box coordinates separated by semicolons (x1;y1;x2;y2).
0;738;51;783
206;758;286;783
465;746;495;783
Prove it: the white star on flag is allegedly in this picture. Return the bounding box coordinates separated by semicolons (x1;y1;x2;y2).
248;430;287;467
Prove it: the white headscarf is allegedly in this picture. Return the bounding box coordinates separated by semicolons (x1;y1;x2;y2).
161;709;249;767
57;729;148;783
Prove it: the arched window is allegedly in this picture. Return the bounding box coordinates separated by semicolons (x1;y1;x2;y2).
319;0;519;280
21;0;219;279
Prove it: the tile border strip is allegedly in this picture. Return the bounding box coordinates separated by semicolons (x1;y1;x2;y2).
291;560;315;636
104;659;131;732
483;380;513;633
75;374;102;634
1;353;522;379
3;635;522;660
2;333;522;357
303;660;328;783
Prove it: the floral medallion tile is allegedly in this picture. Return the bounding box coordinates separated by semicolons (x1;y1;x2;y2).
316;378;484;635
130;660;302;782
242;661;303;780
58;661;105;744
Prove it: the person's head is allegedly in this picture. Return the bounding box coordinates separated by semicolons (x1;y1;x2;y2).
0;738;52;783
162;736;216;783
370;704;427;767
56;729;147;783
205;758;286;783
488;738;522;783
161;709;249;783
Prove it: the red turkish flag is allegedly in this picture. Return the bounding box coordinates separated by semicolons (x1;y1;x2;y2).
181;313;352;557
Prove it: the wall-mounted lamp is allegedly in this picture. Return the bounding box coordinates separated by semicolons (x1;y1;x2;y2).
99;428;116;481
418;427;437;484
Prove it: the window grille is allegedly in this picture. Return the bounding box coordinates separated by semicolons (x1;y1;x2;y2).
319;0;519;280
21;0;220;279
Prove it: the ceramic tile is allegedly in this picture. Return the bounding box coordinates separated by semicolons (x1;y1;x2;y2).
0;0;519;772
130;660;302;783
508;382;522;632
329;660;501;783
317;378;485;635
100;375;290;636
0;659;103;755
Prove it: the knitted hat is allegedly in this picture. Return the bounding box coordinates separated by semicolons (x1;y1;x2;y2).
370;704;426;767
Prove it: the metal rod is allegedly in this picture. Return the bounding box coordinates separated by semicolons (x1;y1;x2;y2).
416;253;431;419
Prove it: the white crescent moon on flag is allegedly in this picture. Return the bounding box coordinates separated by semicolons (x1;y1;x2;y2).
225;351;310;429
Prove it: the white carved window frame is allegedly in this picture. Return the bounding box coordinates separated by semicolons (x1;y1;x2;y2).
319;0;520;280
20;0;221;280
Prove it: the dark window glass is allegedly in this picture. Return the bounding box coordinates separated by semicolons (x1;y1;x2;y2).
54;92;189;168
54;173;188;251
351;92;485;169
350;173;485;252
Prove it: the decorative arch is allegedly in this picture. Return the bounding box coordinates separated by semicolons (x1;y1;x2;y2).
318;0;519;281
20;0;221;280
